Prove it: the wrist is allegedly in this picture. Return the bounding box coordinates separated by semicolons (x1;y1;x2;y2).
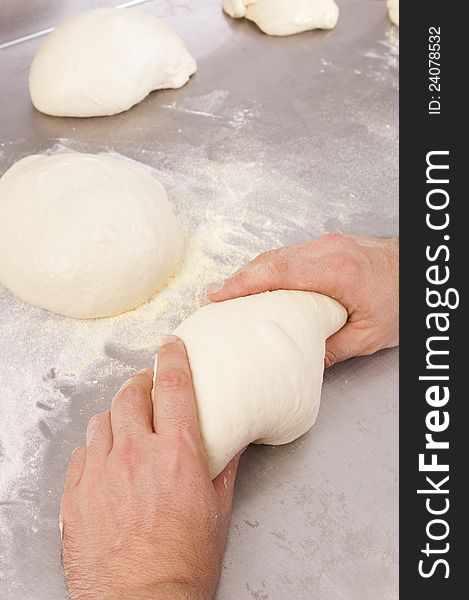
152;582;204;600
113;581;211;600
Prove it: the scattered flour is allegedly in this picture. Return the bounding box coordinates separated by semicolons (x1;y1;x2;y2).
364;33;399;87
162;90;257;129
0;138;324;504
0;2;398;595
0;59;398;588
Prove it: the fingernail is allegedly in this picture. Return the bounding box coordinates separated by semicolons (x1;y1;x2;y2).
206;281;224;296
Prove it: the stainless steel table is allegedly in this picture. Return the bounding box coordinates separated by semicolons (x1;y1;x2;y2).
0;1;399;598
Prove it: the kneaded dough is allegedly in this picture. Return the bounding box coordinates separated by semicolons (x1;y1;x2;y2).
387;0;399;27
29;8;197;117
223;0;339;36
168;290;346;477
0;153;179;319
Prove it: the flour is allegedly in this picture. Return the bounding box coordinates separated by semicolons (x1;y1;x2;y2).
0;139;323;503
0;73;398;544
364;34;399;87
162;90;257;129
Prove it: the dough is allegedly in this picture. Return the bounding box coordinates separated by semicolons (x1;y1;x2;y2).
29;8;197;117
168;290;346;477
222;0;339;36
387;0;399;27
0;153;179;319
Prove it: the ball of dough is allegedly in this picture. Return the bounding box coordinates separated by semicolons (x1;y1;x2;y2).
0;153;180;319
29;8;197;117
168;290;346;477
387;0;399;27
223;0;339;36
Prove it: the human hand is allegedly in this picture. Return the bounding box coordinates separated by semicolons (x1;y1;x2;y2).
207;233;399;367
61;336;240;600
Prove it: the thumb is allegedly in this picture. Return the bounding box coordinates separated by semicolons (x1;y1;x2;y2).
325;323;371;368
212;451;242;510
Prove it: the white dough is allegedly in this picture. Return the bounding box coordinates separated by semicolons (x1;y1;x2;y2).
29;8;197;117
222;0;339;36
0;153;179;319
168;290;346;478
387;0;399;27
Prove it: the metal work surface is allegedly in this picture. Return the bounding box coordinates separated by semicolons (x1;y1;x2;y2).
0;1;399;599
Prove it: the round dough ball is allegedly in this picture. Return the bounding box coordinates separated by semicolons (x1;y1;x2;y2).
0;153;180;319
387;0;399;27
223;0;339;36
168;290;347;478
29;8;197;117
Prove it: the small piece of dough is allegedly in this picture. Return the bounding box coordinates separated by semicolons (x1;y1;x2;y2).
29;8;197;117
222;0;339;36
0;153;180;319
168;290;347;478
387;0;399;27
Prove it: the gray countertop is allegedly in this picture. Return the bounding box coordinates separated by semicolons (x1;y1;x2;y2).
0;1;398;599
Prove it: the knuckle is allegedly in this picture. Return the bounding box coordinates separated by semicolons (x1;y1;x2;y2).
168;424;200;449
115;383;146;407
324;349;337;368
163;433;204;472
234;267;254;289
320;232;347;245
121;383;145;399
330;251;361;277
114;438;139;471
87;411;107;431
252;249;273;264
238;250;289;290
67;446;85;473
156;368;190;391
254;249;288;273
72;444;86;459
358;329;382;356
267;256;289;275
87;414;99;428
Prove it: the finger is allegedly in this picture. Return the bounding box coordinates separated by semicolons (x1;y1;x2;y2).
63;445;86;494
212;452;242;510
206;249;289;301
85;411;112;460
60;446;86;540
206;243;351;303
325;323;376;367
110;369;154;442
153;336;201;441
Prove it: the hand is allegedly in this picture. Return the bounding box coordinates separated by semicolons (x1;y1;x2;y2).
207;233;399;367
61;336;240;600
